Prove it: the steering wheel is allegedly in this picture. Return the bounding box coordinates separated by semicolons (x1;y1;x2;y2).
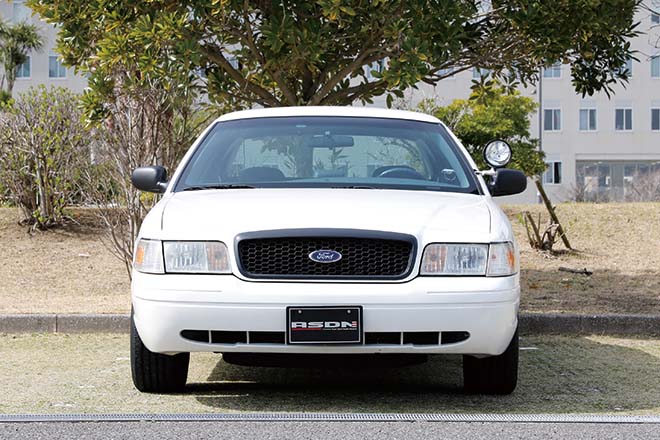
374;166;426;180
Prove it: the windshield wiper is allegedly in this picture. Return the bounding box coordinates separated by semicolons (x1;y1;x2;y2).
330;185;375;189
183;184;255;191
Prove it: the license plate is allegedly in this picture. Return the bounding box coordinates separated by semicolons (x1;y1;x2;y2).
287;306;363;344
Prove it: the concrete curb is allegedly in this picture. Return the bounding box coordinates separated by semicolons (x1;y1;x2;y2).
521;313;660;336
0;314;128;334
1;313;659;336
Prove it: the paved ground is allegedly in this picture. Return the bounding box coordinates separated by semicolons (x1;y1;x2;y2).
1;334;659;415
1;421;659;440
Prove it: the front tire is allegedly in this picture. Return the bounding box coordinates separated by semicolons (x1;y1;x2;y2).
130;311;190;393
462;327;518;395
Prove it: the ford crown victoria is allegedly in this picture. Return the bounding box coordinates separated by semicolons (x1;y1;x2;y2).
130;106;526;395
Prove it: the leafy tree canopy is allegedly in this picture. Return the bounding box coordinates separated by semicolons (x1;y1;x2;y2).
28;0;640;110
418;79;545;176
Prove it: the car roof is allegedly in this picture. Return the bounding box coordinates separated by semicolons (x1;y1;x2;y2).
214;106;441;124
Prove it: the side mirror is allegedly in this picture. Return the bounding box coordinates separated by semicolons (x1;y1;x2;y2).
131;166;168;193
489;168;527;197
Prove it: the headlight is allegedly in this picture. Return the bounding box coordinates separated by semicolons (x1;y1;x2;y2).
487;242;517;276
420;244;488;275
163;241;230;274
420;242;517;276
134;239;165;274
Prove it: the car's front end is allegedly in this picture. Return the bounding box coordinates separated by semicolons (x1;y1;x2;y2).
132;190;519;357
129;107;526;394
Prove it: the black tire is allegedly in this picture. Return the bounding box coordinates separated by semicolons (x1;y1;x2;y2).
462;327;518;395
130;311;189;393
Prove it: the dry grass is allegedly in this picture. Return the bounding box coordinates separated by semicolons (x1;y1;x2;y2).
0;203;659;315
0;208;129;314
505;202;660;314
0;333;659;414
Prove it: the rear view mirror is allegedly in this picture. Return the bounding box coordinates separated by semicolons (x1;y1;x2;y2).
131;166;169;193
307;135;354;148
489;169;527;197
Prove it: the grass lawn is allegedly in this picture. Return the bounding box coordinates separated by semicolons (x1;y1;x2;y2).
0;203;658;315
504;202;660;315
0;333;658;414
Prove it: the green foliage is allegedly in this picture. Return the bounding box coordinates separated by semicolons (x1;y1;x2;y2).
419;81;546;176
0;89;12;108
0;19;44;95
0;86;91;228
28;0;640;108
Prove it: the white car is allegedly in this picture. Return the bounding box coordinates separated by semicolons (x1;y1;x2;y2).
130;106;526;395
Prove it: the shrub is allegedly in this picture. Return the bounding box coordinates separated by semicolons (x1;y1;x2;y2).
0;89;12;107
0;86;90;228
82;87;213;276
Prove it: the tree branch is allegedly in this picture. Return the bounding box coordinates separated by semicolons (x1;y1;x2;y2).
308;44;385;105
320;78;387;105
237;4;299;105
200;43;281;107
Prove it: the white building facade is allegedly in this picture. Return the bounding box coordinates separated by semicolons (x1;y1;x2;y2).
0;0;87;95
3;1;659;203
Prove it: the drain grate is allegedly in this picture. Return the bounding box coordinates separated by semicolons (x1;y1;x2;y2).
1;413;659;424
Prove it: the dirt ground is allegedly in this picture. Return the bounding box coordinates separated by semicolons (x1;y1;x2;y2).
505;202;660;315
0;208;130;314
0;333;658;414
0;203;658;315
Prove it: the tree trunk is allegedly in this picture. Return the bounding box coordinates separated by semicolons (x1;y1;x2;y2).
534;177;572;250
35;157;49;226
6;71;16;96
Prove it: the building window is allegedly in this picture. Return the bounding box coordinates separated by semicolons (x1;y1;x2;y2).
653;13;660;24
652;56;660;78
618;57;633;77
652;108;660;131
577;161;660;202
543;108;561;131
15;56;30;78
12;1;31;23
615;108;633;131
472;67;490;79
543;63;561;78
48;56;67;78
579;108;597;131
543;162;562;184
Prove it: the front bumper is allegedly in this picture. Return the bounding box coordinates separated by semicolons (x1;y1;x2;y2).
132;272;519;356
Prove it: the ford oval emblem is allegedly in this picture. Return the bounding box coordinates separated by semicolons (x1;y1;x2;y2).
309;249;342;263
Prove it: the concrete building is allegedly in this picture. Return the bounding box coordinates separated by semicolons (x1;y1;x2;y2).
0;0;87;95
3;1;659;203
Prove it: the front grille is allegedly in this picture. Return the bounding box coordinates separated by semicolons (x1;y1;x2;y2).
236;233;415;280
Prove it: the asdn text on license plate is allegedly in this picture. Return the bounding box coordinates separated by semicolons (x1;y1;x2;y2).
291;321;358;330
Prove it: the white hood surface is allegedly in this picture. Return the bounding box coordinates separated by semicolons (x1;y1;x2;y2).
159;188;493;243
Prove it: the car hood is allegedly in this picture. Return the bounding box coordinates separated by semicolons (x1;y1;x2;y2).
158;189;494;243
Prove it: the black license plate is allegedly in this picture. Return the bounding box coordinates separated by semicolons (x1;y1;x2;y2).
287;306;363;344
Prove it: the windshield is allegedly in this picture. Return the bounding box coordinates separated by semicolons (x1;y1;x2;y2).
174;116;479;194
